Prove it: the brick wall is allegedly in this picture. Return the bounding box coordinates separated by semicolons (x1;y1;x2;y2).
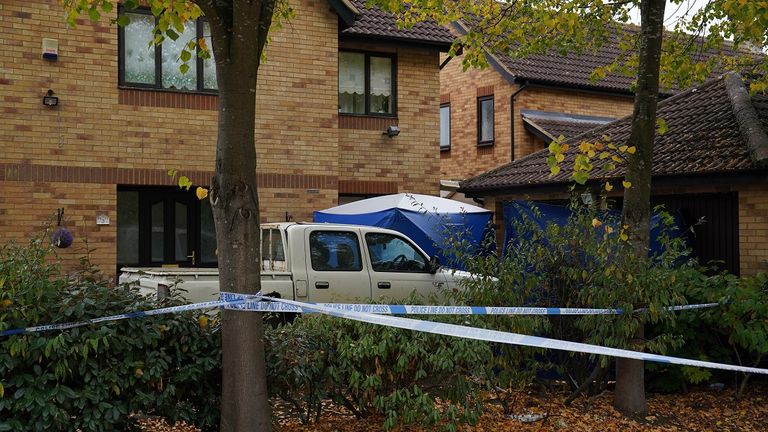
338;42;441;196
0;0;443;275
739;185;768;275
439;52;634;180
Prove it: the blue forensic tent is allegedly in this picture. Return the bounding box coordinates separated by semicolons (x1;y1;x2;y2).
502;200;686;256
313;194;493;268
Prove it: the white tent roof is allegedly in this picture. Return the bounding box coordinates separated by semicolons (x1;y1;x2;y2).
318;193;490;215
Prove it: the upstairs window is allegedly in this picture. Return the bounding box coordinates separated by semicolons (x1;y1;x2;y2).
477;96;494;146
339;51;396;116
440;103;451;150
119;9;217;92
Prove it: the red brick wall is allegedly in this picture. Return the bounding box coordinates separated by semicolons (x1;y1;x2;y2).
439;52;634;180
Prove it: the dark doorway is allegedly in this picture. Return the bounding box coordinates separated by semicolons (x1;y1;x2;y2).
117;186;217;273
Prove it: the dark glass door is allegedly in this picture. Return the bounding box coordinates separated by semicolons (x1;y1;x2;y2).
117;187;217;272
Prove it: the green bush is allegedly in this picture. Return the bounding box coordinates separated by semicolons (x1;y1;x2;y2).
0;237;222;431
265;298;489;431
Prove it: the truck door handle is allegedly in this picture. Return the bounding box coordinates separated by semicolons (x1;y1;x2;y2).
315;281;330;289
377;282;391;289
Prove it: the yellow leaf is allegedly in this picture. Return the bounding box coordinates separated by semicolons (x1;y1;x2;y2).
620;233;629;241
198;315;209;329
550;165;561;175
560;144;569;152
611;155;622;163
618;145;628;153
555;153;565;162
627;274;633;283
592;218;602;228
594;142;604;151
605;226;614;234
622;181;632;189
196;187;209;200
627;146;636;154
587;150;595;158
605;182;613;192
579;142;592;153
1;299;11;308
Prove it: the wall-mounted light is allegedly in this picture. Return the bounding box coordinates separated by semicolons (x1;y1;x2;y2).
43;89;58;107
384;125;400;138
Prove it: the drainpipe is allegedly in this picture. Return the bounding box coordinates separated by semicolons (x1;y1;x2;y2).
510;82;528;161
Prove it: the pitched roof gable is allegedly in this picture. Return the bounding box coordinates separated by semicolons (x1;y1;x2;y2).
460;73;768;195
338;0;454;47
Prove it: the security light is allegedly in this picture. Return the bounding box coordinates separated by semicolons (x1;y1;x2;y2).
384;125;400;138
43;89;58;107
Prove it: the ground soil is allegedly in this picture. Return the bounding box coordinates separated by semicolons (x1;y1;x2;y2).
137;385;768;431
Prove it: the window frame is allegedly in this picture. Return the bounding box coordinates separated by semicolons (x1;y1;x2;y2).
477;95;495;147
118;7;217;93
440;103;451;151
338;50;397;117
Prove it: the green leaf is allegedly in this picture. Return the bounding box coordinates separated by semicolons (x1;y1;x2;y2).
179;63;190;75
101;2;113;13
123;0;139;9
180;49;192;63
573;171;589;185
166;29;179;41
87;7;100;21
115;15;130;27
656;118;668;135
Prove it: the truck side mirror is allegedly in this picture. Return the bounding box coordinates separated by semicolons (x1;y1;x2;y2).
428;256;440;274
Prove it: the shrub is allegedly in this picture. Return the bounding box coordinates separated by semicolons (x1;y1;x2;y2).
265;296;489;431
0;237;221;431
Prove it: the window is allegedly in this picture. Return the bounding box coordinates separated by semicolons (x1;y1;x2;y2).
477;96;494;146
339;51;396;116
261;228;286;271
119;9;217;92
440;103;451;150
365;233;429;273
309;231;363;272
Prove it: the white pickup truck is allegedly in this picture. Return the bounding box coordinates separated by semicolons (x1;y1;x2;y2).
120;222;468;304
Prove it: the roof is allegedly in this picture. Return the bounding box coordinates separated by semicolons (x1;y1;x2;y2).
460;73;768;195
456;21;742;94
521;110;616;143
339;0;454;47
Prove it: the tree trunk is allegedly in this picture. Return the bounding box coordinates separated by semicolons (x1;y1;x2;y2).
201;0;276;430
614;0;665;417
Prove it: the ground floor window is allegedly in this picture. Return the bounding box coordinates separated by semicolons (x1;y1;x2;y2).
117;186;216;271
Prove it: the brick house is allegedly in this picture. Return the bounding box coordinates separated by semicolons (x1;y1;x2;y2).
0;0;452;275
459;73;768;276
439;22;641;182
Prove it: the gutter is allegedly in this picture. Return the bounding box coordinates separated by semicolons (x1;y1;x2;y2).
510;83;528;161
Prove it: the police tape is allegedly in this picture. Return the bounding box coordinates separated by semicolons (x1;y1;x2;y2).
0;293;722;338
0;299;243;337
260;295;768;376
220;293;721;316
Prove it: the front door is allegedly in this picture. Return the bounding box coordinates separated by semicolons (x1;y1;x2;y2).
117;187;217;273
140;190;196;266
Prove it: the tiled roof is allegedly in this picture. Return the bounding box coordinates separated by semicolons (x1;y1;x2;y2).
460;21;742;94
521;110;616;142
341;0;454;47
461;73;768;194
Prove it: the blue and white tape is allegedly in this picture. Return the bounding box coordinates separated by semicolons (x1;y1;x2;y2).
0;299;242;337
221;292;720;316
261;295;768;376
